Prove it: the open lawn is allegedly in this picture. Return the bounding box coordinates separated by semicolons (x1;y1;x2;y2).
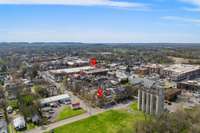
129;101;138;111
48;102;146;133
55;106;85;121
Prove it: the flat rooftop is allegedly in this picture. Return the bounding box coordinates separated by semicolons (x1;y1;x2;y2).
181;78;200;86
163;64;200;74
40;94;70;105
49;66;94;74
67;59;88;65
84;68;109;74
145;63;163;68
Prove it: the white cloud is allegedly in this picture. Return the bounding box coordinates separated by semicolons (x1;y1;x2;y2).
0;0;147;8
162;16;200;24
183;7;200;11
179;0;200;11
180;0;200;6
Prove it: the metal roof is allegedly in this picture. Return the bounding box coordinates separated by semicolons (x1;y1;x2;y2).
163;64;200;74
49;66;94;74
40;94;70;105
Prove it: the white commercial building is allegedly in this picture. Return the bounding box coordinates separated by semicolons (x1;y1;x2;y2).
49;66;94;75
48;66;95;81
116;71;128;82
162;64;200;81
40;94;71;106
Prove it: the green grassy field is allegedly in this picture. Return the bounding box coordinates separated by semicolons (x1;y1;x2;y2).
129;102;138;111
55;106;85;121
48;102;146;133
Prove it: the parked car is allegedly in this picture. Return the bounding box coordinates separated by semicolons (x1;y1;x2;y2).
64;101;71;105
6;106;13;114
0;112;3;118
50;103;58;108
49;110;55;114
13;116;26;131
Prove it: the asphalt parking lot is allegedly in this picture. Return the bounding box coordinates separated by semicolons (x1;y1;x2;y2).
166;91;200;112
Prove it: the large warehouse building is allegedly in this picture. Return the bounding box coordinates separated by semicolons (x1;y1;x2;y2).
161;64;200;81
49;66;94;75
48;66;95;81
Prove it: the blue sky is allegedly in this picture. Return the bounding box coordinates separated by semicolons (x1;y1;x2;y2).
0;0;200;43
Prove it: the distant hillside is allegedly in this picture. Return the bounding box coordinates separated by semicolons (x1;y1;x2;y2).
0;42;200;48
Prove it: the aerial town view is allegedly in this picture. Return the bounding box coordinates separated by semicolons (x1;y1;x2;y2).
1;0;200;133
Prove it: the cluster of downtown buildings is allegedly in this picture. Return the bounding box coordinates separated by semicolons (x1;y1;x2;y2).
39;57;200;115
1;54;200;132
133;63;200;115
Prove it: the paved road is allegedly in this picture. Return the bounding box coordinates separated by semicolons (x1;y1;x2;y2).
26;101;131;133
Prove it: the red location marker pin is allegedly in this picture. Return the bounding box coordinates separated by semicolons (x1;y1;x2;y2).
90;58;97;67
97;86;103;98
